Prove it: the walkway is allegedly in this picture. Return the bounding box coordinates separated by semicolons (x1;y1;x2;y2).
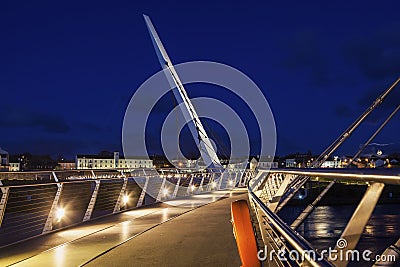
0;188;246;267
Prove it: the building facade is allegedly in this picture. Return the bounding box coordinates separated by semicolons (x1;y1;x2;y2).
76;152;153;170
285;159;296;168
321;160;342;168
9;162;20;171
58;161;76;170
0;148;9;171
258;161;279;169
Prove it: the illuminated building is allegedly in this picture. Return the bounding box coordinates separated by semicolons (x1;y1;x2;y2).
76;151;153;170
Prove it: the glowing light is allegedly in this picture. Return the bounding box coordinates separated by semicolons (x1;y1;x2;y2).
56;207;65;222
228;180;234;186
122;194;129;205
211;181;217;189
191;185;196;191
163;188;169;197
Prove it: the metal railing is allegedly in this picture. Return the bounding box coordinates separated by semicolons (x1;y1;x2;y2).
248;168;400;267
249;190;334;267
0;168;249;248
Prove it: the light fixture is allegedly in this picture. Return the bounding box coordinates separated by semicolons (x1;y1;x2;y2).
163;188;169;197
191;185;196;191
56;207;65;222
122;194;129;205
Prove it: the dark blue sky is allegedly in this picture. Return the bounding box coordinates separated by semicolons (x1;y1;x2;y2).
1;0;399;158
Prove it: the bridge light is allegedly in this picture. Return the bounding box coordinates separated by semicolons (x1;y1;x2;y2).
228;180;234;186
163;188;169;197
211;181;217;189
191;185;196;191
56;207;65;222
122;194;129;205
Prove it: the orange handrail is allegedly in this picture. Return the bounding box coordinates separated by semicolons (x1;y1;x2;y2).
231;200;261;267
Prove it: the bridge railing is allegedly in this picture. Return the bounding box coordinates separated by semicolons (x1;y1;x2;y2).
0;168;250;248
248;168;400;267
249;189;334;267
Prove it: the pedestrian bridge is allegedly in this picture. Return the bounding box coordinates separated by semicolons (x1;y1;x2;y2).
0;168;399;266
0;188;246;267
0;169;250;266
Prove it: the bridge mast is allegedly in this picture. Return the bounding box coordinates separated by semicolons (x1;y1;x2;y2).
143;15;222;169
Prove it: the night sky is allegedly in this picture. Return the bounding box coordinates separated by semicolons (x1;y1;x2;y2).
1;0;399;159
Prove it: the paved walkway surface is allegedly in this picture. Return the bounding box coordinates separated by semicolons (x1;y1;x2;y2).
0;188;247;267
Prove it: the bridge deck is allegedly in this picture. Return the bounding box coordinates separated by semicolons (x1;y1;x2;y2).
0;188;245;267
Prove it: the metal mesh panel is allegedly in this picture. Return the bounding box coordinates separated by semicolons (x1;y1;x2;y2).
0;185;57;246
91;180;123;218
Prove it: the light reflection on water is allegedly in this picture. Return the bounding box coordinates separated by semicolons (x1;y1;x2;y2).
279;204;400;259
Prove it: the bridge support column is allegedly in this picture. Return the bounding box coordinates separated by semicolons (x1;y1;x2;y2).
186;176;194;195
83;180;101;222
335;182;385;267
172;176;181;198
0;186;9;227
113;177;128;213
246;171;254;186
43;183;62;233
232;171;239;187
239;172;245;186
156;177;167;201
217;171;225;190
291;179;336;229
237;170;244;187
268;174;293;212
198;175;205;191
207;173;216;191
42;172;63;233
137;177;149;207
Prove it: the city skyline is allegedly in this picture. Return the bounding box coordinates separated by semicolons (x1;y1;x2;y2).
1;1;399;159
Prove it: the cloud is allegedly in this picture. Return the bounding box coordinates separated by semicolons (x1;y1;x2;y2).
0;107;70;133
72;121;104;132
369;142;394;146
333;105;352;118
343;28;400;81
281;31;334;87
276;134;305;155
